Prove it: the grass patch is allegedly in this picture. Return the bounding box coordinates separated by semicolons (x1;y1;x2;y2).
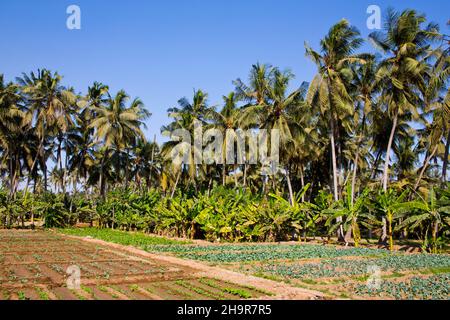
129;284;139;292
71;290;87;300
252;272;286;283
175;280;224;300
81;285;94;298
17;291;27;300
223;288;252;299
300;278;319;285
35;288;50;300
59;228;191;247
421;266;450;275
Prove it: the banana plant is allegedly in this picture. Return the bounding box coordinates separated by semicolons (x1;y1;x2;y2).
397;188;450;253
372;188;409;251
35;194;71;228
323;184;370;247
269;184;319;241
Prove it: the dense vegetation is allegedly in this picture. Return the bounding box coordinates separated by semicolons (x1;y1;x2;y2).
0;9;449;252
60;227;189;246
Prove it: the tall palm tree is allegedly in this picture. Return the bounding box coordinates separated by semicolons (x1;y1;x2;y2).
0;75;25;196
369;10;439;242
205;92;242;186
423;47;450;185
369;9;439;192
161;89;212;190
349;55;378;204
305;19;365;240
68;82;109;192
305;19;365;203
17;69;76;193
133;138;161;191
89;90;149;196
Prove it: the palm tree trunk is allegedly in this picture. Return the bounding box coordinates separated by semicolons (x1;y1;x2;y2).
442;130;450;183
99;153;106;198
222;165;226;186
171;170;181;198
330;118;344;241
8;153;14;197
351;115;366;205
329;119;339;201
125;149;130;189
382;111;398;191
44;161;48;192
414;144;439;191
371;149;382;179
243;163;247;187
286;167;294;206
12;156;20;198
381;111;398;243
58;140;66;194
299;164;305;202
351;153;360;206
24;134;45;195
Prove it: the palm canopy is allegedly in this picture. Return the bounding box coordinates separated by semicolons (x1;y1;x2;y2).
369;9;441;192
306;19;366;119
89;90;150;149
17;69;76;138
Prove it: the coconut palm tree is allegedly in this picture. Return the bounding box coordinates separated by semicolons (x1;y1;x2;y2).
369;10;440;242
305;19;365;241
161;89;212;191
133;138;161;191
17;69;76;193
205;92;242;186
421;48;450;186
0;75;25;196
349;55;378;204
305;19;365;203
369;9;440;192
89;90;149;196
241;67;309;198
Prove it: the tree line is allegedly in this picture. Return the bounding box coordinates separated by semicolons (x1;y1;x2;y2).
0;9;449;249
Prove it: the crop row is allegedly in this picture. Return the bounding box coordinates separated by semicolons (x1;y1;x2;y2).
145;244;387;262
250;254;450;279
351;274;450;300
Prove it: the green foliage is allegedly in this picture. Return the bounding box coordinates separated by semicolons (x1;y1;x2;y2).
145;243;387;262
353;274;450;300
1;184;449;249
59;228;189;246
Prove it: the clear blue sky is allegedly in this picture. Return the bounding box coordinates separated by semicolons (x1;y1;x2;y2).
1;0;449;142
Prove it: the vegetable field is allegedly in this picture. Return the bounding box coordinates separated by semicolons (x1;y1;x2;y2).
2;229;449;300
0;230;302;300
143;243;450;300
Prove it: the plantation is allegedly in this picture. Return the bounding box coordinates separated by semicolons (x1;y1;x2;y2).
1;8;450;253
2;186;450;254
1;6;450;301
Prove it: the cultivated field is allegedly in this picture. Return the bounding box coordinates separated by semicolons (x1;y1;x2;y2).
2;229;449;300
0;230;319;300
145;243;450;300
